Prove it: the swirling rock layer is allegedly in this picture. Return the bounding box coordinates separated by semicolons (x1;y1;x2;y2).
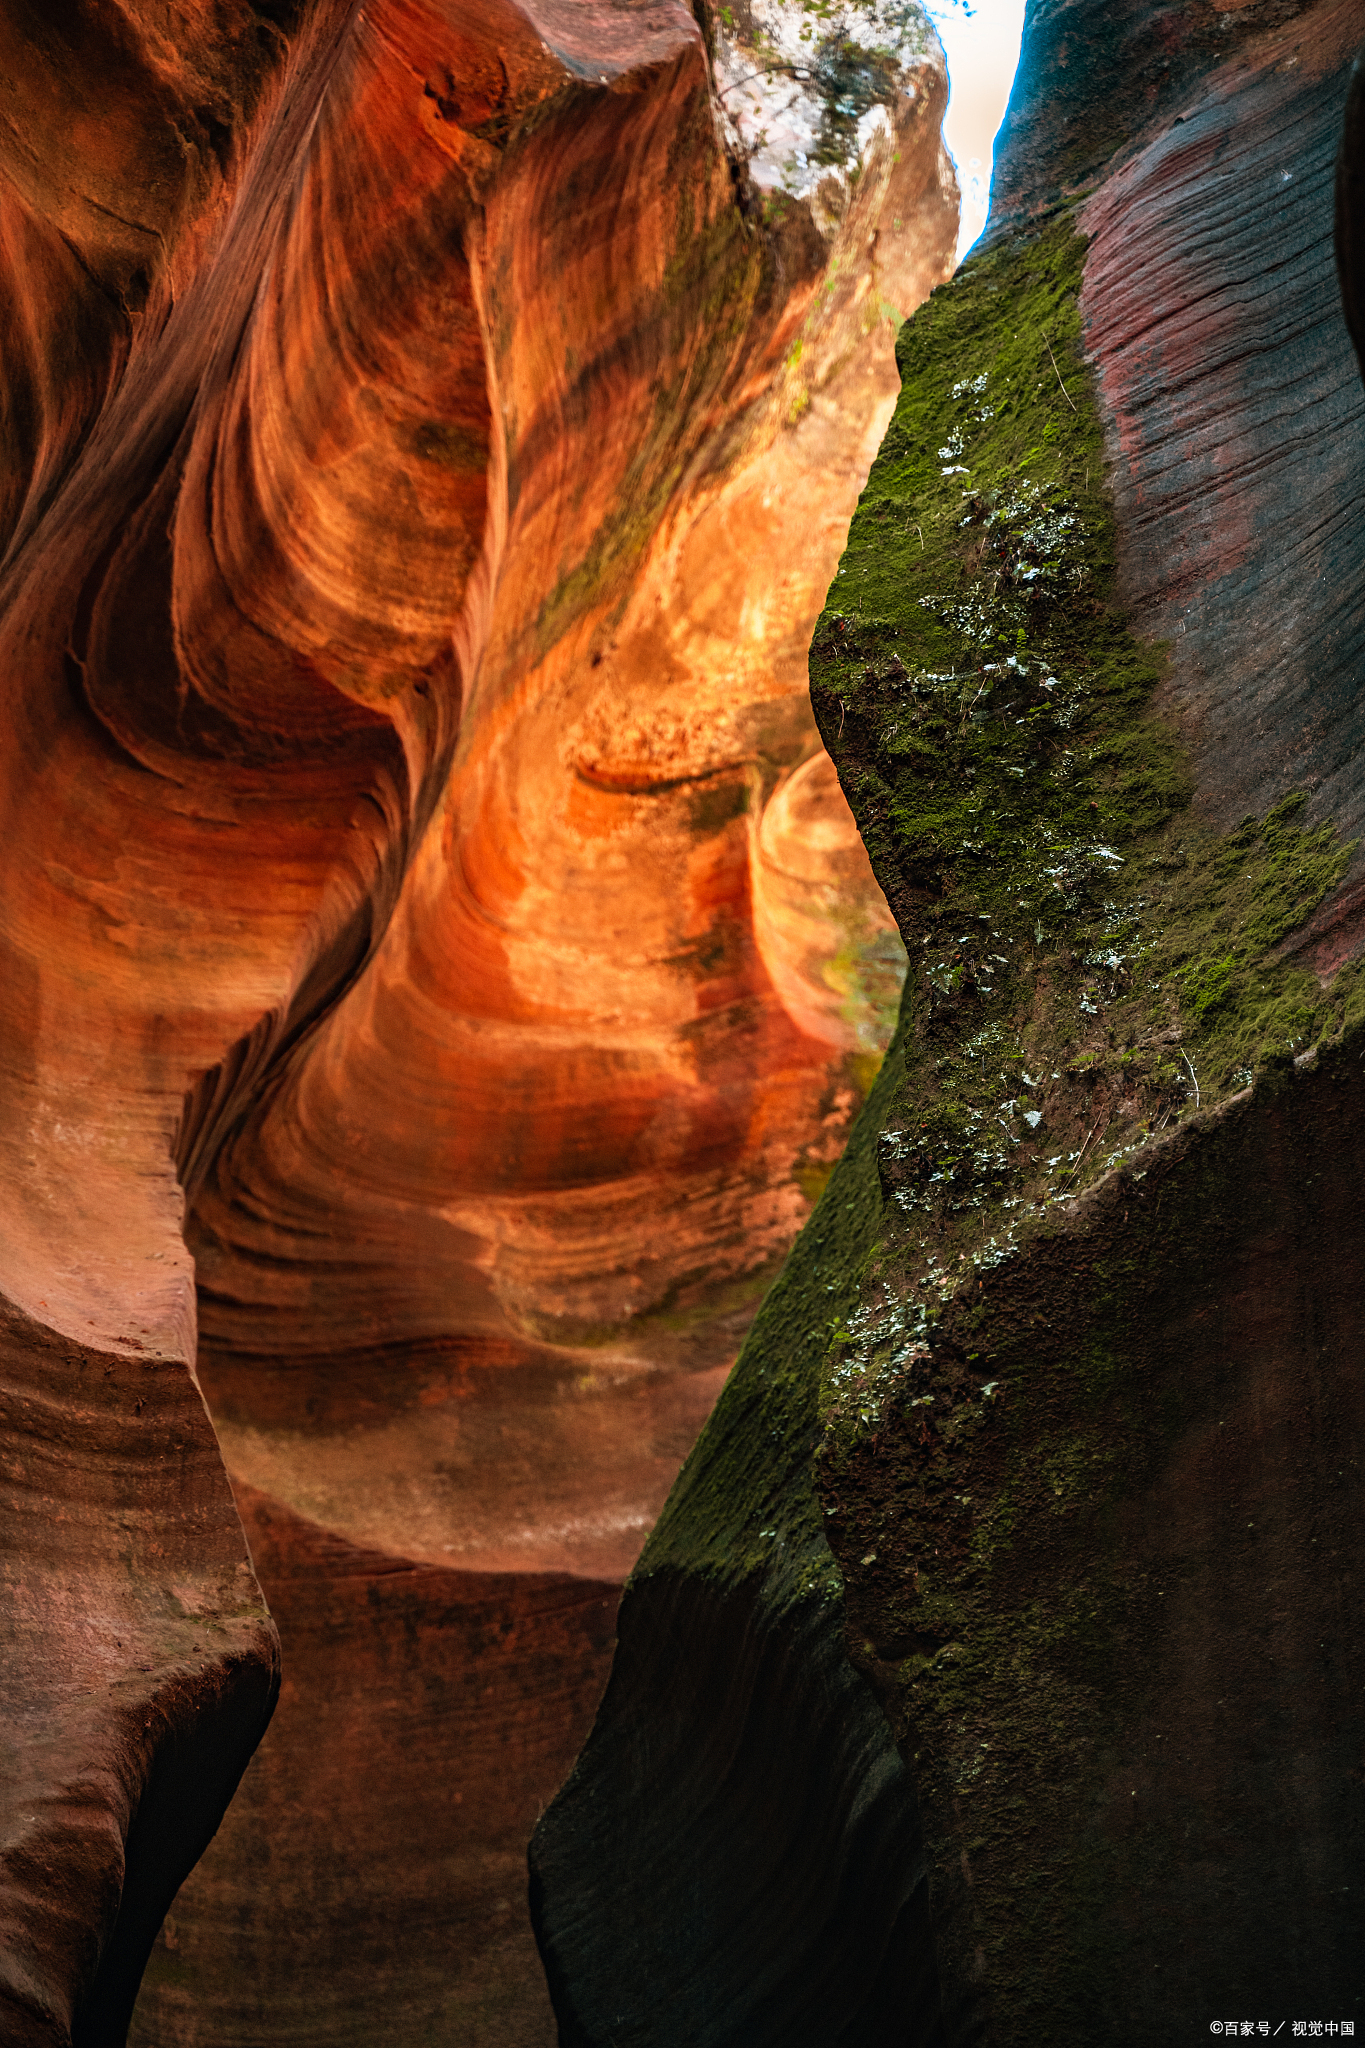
535;0;1365;2040
0;0;957;2037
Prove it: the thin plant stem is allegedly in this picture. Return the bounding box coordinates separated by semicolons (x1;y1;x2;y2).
1043;332;1078;414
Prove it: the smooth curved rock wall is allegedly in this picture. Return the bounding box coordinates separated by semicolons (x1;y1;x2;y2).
0;0;957;2038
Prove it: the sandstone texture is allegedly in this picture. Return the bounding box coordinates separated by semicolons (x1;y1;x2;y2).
535;0;1365;2039
0;0;957;2039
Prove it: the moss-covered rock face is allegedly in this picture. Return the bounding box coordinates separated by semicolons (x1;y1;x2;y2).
808;210;1365;2045
819;1027;1365;2039
811;216;1362;1289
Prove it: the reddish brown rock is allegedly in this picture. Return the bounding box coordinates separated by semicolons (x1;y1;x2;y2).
1079;0;1365;868
0;1301;276;2048
0;0;957;2036
134;1483;618;2044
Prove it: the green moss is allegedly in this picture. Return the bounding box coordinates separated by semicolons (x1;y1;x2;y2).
819;1014;1365;2031
803;219;1365;2022
794;1158;837;1205
807;216;1361;1429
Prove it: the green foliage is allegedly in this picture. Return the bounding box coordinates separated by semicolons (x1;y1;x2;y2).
808;33;904;164
712;0;934;185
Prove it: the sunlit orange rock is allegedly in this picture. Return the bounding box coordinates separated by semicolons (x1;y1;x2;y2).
0;0;956;2037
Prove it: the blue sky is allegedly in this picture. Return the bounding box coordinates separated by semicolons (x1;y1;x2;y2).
926;0;1028;257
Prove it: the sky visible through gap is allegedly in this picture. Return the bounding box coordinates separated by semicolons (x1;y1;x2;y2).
928;0;1027;258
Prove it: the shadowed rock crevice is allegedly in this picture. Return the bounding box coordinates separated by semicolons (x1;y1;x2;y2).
532;1573;943;2048
0;1299;278;2048
74;1649;279;2048
532;1007;948;2046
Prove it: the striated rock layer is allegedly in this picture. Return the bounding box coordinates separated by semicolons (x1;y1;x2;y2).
0;0;957;2039
535;0;1365;2040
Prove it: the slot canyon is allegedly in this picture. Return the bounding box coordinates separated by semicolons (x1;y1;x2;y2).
2;0;1364;2045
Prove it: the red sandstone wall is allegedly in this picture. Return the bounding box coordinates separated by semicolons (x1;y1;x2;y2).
0;0;958;2038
